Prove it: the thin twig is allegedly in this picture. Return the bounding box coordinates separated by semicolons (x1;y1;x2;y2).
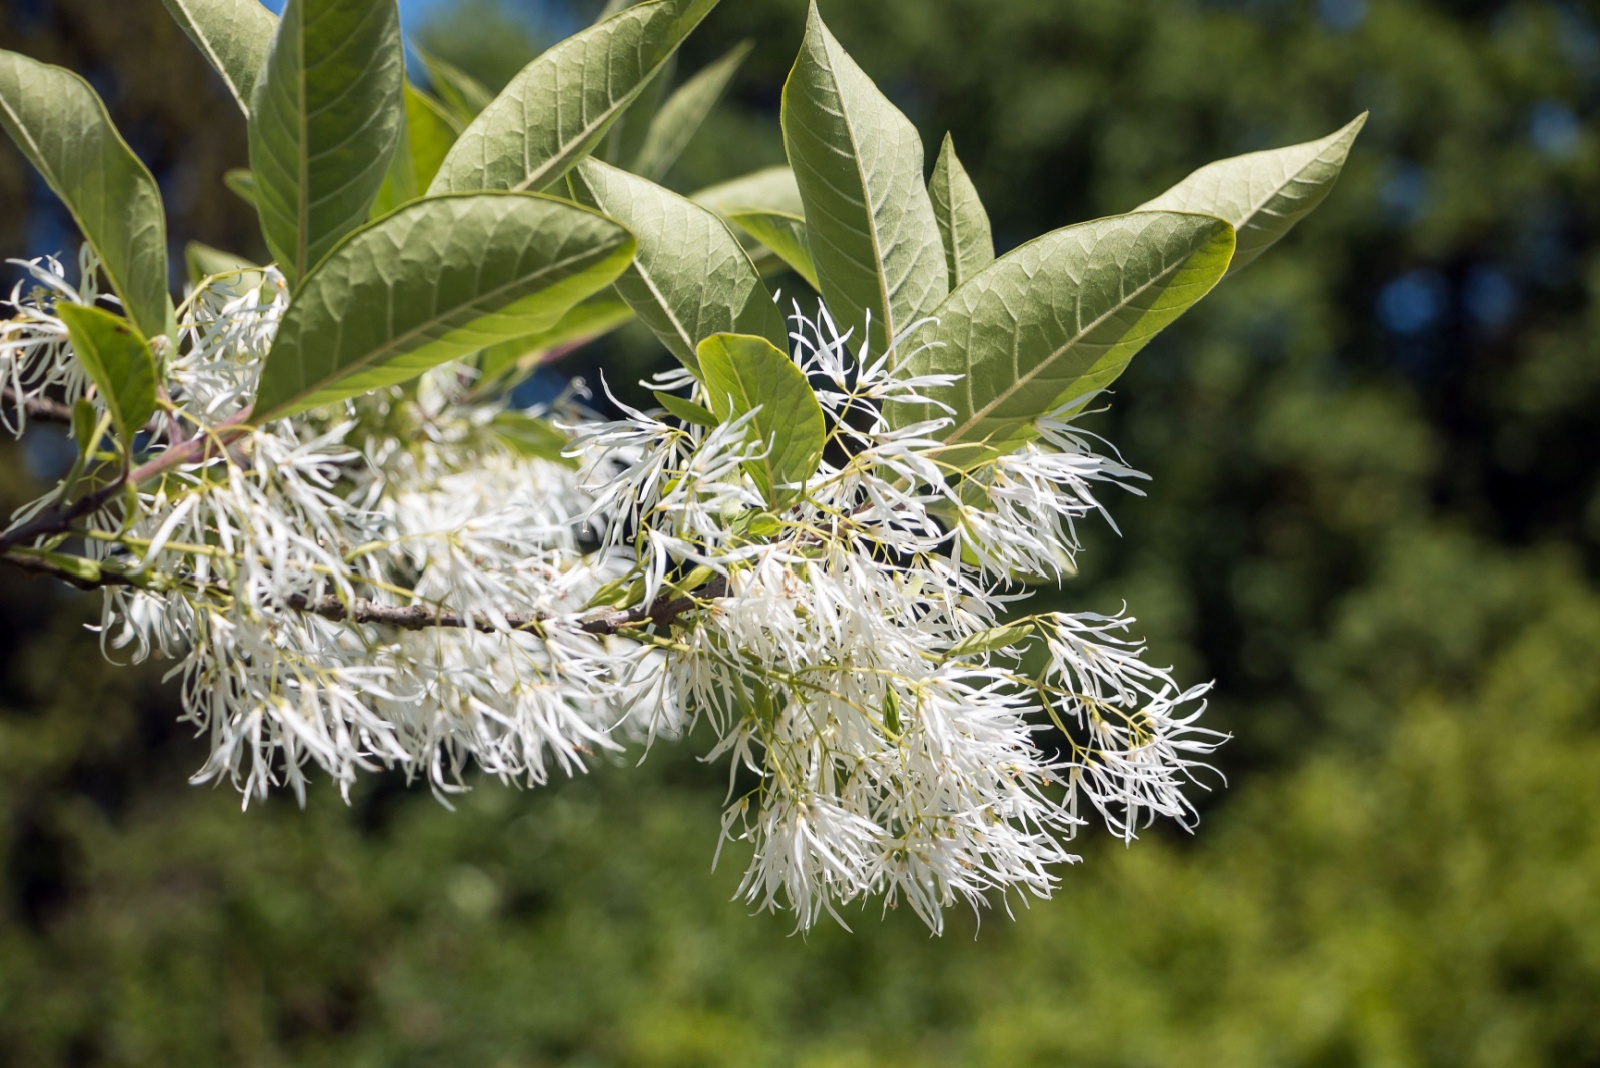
0;549;725;638
127;405;255;485
0;548;140;590
287;574;726;636
0;404;261;554
3;387;170;436
1;386;75;424
0;475;127;553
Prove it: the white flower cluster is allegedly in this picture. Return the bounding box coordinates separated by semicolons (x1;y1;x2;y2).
1;252;1224;932
1;248;101;432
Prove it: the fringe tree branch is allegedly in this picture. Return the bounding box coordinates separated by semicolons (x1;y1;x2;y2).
0;407;257;553
0;548;724;637
284;584;718;635
0;476;127;553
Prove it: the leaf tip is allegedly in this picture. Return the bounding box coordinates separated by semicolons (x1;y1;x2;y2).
1330;111;1369;152
802;0;835;48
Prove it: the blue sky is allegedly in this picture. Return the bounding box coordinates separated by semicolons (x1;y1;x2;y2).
255;0;553;36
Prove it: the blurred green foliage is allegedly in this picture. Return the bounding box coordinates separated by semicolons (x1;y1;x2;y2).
2;0;1598;1063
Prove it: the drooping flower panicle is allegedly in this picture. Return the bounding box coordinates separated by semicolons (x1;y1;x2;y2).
2;253;1223;932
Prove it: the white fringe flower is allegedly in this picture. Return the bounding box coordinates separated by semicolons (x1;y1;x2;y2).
1;256;1225;932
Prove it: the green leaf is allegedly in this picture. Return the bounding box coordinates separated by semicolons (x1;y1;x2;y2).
428;0;719;195
692;165;805;217
224;167;257;207
487;411;576;468
741;674;776;725
254;193;635;419
725;211;818;290
586;575;639;610
929;134;994;289
631;41;751;181
944;622;1034;660
900;212;1236;448
373;83;462;216
881;687;902;736
745;511;781;537
412;46;495;124
0;50;176;341
696;333;825;507
569;158;786;373
667;563;716;598
70;398;98;456
1136;113;1367;274
248;0;405;287
653;390;719;428
476;295;635;384
597;52;675;169
56;303;159;445
692;166;818;285
781;3;947;359
184;242;264;287
157;0;277;115
18;549;103;586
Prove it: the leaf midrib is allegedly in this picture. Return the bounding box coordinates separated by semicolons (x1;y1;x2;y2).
293;0;311;281
632;253;696;357
511;57;667;194
725;363;776;491
0;70;140;334
575;165;697;358
1238;147;1329;228
272;238;619;415
943;240;1200;444
176;0;248;108
808;29;893;352
455;2;681;194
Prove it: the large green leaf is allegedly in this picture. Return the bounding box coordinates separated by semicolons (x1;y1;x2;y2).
653;390;718;428
184;242;264;288
373;84;461;216
597;52;676;170
929;133;994;289
697;333;826;507
428;0;718;195
692;165;805;217
248;0;405;288
569;158;786;373
487;411;577;469
1136;113;1367;274
224;167;257;207
781;3;946;360
692;166;817;285
631;41;751;181
900;212;1236;447
254;193;635;419
412;47;494;124
725;211;818;290
475;294;635;385
56;303;158;445
0;50;176;341
157;0;277;115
